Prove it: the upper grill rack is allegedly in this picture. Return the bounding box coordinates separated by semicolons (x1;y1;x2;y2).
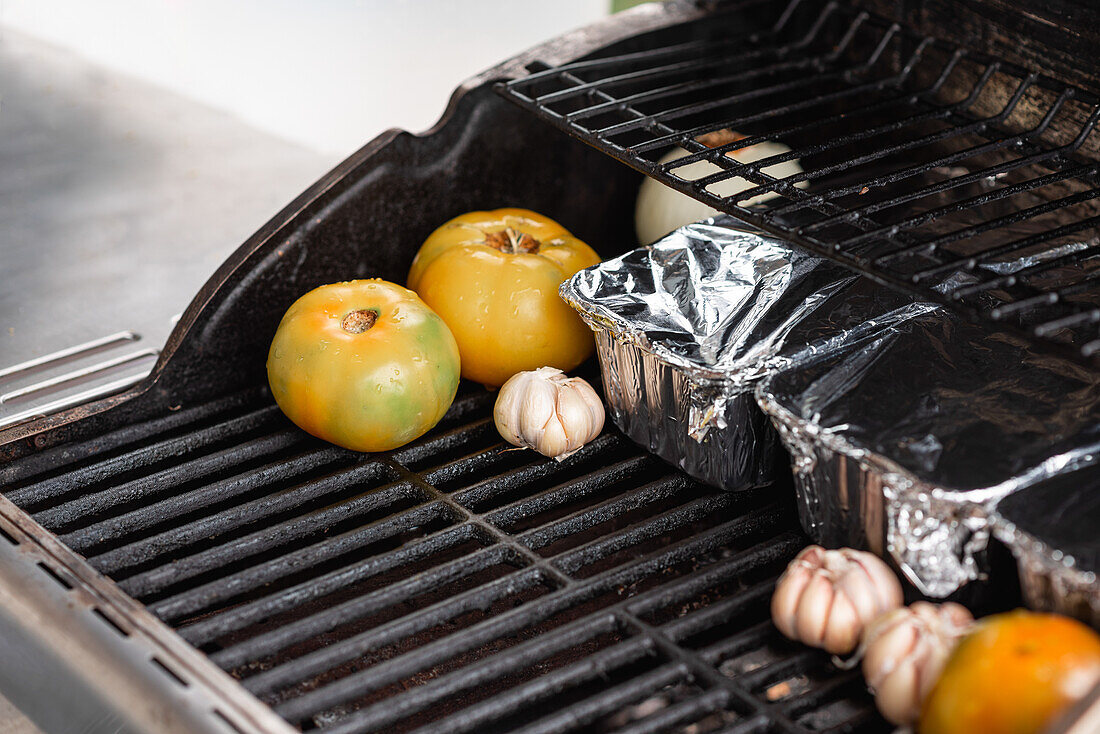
497;0;1100;367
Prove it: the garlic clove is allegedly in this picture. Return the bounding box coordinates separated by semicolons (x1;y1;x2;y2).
862;610;919;687
771;561;814;640
875;641;923;725
795;572;835;648
822;587;861;655
845;550;904;619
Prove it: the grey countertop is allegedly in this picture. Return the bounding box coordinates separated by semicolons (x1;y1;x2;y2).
0;28;336;428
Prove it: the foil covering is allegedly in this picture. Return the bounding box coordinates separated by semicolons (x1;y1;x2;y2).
992;464;1100;626
758;309;1100;597
560;216;920;491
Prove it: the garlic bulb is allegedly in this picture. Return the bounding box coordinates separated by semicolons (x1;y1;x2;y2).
771;545;903;655
860;601;973;726
635;129;806;245
494;367;604;460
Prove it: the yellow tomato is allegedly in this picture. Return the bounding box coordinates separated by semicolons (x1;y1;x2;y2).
407;208;600;387
920;610;1100;734
267;280;460;452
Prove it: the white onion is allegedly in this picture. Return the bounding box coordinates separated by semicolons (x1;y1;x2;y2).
635;130;805;244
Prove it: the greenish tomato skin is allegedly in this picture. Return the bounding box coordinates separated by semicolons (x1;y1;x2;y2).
267;279;460;452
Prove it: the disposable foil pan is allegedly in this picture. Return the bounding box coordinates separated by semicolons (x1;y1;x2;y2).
559;216;917;492
992;465;1100;626
757;309;1100;598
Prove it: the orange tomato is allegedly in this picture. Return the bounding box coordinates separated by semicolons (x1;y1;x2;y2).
407;208;600;387
920;610;1100;734
267;280;460;452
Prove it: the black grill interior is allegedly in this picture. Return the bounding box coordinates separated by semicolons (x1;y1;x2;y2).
0;382;886;734
5;0;1079;731
498;0;1100;366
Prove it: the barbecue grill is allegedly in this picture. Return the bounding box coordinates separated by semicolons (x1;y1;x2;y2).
1;1;1097;733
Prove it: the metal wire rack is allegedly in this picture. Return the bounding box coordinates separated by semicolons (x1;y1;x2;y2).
4;384;885;733
497;0;1100;367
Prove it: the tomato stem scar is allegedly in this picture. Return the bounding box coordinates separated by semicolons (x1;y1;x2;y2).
341;309;378;334
484;227;541;255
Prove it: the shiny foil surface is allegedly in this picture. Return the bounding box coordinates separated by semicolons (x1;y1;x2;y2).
758;309;1100;598
560;216;921;492
992;464;1100;626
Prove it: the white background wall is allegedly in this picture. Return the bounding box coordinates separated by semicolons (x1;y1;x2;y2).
0;0;609;157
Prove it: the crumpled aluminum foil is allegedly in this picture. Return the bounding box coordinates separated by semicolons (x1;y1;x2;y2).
757;309;1100;597
992;463;1100;626
560;215;920;492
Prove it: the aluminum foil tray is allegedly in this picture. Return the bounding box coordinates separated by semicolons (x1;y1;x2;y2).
560;216;920;492
757;309;1100;598
992;465;1100;626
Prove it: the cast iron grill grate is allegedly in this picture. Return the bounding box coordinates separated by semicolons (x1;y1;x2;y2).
2;384;886;734
497;0;1100;367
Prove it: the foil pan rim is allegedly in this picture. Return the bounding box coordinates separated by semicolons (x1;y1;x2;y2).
991;516;1098;587
560;280;769;389
755;382;1022;505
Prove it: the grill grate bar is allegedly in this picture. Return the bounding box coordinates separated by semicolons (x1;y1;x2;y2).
516;473;696;549
482;453;658;528
617;609;806;734
146;499;451;621
946;235;1100;298
910;218;1100;285
550;499;782;574
66;444;352;557
388;417;495;467
657;581;777;643
696;620;778;668
93;459;395;581
551;30;823;116
177;523;485;646
991;266;1100;318
255;527;797;716
117;467;408;597
34;429;306;533
445;433;626;507
778;668;867;722
716;71;1030;211
0;388;265;486
209;543;524;670
588;29;877;145
322;625;665;734
630;31;949;159
599;690;733;734
5;404;283;509
872;185;1100;267
840;161;1094;253
676;57;1000;194
267;594;620;719
410;664;711;734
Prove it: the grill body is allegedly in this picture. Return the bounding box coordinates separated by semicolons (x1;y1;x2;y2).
0;1;1095;733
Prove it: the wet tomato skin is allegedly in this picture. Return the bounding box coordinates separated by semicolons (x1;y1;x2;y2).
267;279;460;452
408;208;600;388
920;610;1100;734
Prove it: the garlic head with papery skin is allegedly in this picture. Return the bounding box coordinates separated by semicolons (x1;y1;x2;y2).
860;601;973;726
494;367;604;461
771;545;904;655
